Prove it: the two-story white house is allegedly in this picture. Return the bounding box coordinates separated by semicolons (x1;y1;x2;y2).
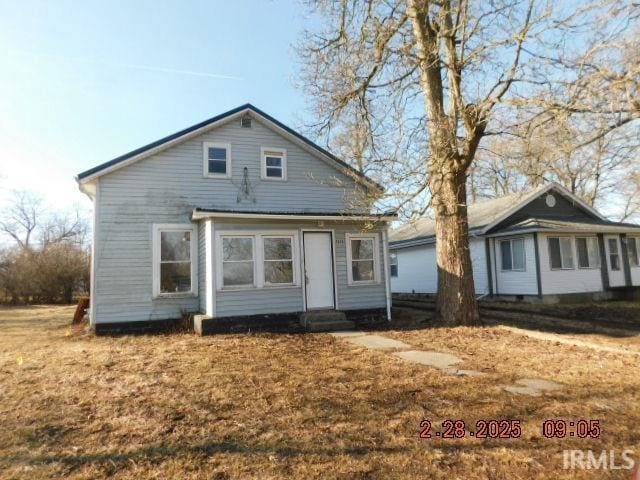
76;104;394;334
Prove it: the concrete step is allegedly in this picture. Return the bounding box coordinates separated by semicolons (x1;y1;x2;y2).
300;310;355;332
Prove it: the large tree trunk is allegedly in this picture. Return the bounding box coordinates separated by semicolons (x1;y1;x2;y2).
432;174;479;326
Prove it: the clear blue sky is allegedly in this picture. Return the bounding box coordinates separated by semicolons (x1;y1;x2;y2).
0;0;310;210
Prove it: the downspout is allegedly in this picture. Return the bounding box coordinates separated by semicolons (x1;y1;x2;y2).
382;230;392;321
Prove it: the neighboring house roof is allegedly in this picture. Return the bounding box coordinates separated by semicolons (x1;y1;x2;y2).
389;182;640;248
75;103;383;192
191;207;396;222
492;218;640;236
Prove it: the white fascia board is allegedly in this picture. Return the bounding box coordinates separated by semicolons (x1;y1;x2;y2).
191;210;395;222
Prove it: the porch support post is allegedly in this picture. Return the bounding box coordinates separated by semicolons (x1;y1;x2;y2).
597;233;610;291
205;220;216;317
382;229;392;321
533;232;543;298
620;234;633;287
484;237;493;297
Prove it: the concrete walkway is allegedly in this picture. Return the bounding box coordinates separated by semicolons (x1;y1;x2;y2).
329;330;563;396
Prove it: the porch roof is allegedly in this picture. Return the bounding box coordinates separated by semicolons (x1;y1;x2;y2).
191;207;397;222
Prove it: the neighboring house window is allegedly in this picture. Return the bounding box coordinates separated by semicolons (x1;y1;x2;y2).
608;238;621;271
575;237;600;269
263;236;294;285
203;142;231;178
628;237;640;267
347;234;379;284
390;252;398;277
548;237;574;270
222;236;255;287
500;238;525;271
261;148;287;180
153;224;197;297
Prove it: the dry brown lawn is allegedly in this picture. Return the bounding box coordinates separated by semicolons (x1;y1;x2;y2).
0;305;639;479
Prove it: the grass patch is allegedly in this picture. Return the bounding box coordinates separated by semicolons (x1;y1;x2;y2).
0;305;639;478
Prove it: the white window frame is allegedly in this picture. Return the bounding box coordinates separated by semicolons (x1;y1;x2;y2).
215;230;300;291
575;236;600;269
203;142;232;178
346;233;381;285
260;147;287;181
389;251;398;277
262;235;296;286
548;236;575;270
608;237;621;271
499;237;526;272
628;236;640;268
152;223;198;298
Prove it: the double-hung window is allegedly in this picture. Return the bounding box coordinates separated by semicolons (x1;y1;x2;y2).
608;238;621;271
575;237;600;269
153;224;197;297
628;237;640;267
203;142;231;178
548;237;574;270
347;234;379;284
263;236;294;285
261;148;286;180
221;236;255;287
500;238;526;271
389;252;398;277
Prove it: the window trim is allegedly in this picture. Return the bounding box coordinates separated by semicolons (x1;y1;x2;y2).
215;230;300;291
628;236;640;268
389;251;398;278
548;236;575;271
152;223;198;298
260;147;287;181
203;142;232;178
346;233;381;285
575;236;600;270
499;237;526;272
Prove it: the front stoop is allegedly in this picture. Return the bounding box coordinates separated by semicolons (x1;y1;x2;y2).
300;310;355;332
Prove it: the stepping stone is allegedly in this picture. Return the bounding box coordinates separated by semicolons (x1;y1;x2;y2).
503;385;542;396
345;335;412;350
516;378;563;391
393;350;462;369
328;331;368;338
452;369;486;377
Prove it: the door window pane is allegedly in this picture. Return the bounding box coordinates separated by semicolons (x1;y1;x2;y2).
512;239;525;270
500;241;512;270
628;237;639;267
608;238;620;270
559;237;574;269
548;238;561;269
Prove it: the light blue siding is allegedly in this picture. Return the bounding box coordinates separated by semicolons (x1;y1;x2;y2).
91;116;380;324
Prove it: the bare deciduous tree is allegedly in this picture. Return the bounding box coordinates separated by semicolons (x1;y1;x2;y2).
297;0;638;325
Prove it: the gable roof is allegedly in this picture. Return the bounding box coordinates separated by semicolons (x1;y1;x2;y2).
75;103;383;192
389;182;634;248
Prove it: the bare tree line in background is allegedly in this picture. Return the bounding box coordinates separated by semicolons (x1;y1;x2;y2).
297;0;639;325
0;190;90;304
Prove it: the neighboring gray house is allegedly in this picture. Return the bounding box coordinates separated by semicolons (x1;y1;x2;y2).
389;183;640;302
77;104;394;333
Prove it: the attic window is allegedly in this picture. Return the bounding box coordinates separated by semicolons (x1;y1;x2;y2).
241;115;252;128
545;194;556;207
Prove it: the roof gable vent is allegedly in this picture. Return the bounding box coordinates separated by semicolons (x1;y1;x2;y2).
240;114;252;128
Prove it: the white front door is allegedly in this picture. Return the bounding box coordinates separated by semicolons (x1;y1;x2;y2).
303;232;335;310
605;235;625;287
